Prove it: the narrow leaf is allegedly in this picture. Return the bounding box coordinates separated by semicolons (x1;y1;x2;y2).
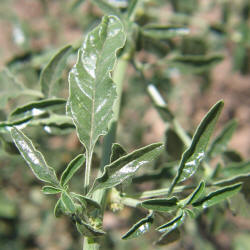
179;181;205;207
154;228;180;246
40;45;72;97
141;197;178;212
156;210;186;233
61;191;76;213
220;161;250;177
76;220;105;237
54;198;67;217
42;186;62;195
89;143;164;193
9;98;66;121
110;143;127;162
60;154;85;187
170;101;224;191
67;15;126;154
122;212;154;240
207;120;237;159
193;183;242;209
10;127;59;185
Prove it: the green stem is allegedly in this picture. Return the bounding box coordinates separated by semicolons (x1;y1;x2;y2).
83;58;129;250
84;151;93;195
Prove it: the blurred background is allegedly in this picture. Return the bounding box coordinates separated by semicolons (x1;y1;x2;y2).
0;0;250;249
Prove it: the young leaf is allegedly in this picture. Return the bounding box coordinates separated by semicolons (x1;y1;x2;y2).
122;212;154;240
76;220;105;237
154;228;180;246
141;197;179;212
54;198;67;217
192;183;242;209
169;101;224;192
67;15;126;155
179;181;205;207
9;98;67;121
42;186;62;195
207;120;237;159
60;154;85;187
40;45;72;97
89;143;164;193
10;127;59;186
61;191;76;213
156;210;186;233
110;143;127;162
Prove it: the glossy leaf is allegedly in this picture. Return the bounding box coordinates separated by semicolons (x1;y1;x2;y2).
89;143;164;193
76;220;105;237
61;191;76;213
142;24;189;39
40;45;72;97
207;120;237;159
67;15;126;155
60;154;85;187
122;212;154;240
42;186;62;195
157;210;186;233
110;143;127;162
170;101;224;191
220;161;250;178
141;197;179;212
193;183;242;209
9;98;67;121
10;127;59;185
54;198;67;217
179;181;205;207
155;228;180;246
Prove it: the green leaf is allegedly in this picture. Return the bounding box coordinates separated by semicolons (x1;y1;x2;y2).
42;186;62;195
60;154;85;187
67;15;126;155
142;24;189;39
10;127;59;185
154;228;180;246
122;212;154;240
207;120;237;159
156;210;186;233
141;197;179;212
110;143;127;162
61;191;76;213
193;183;242;209
9;98;67;121
170;101;224;191
179;181;205;207
0;68;24;108
220;161;250;178
90;0;123;20
54;198;67;217
40;45;72;97
89;143;164;193
76;220;106;237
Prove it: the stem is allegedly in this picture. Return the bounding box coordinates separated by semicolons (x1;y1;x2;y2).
84;151;93;195
83;58;128;250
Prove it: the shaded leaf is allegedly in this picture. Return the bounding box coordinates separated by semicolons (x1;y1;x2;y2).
141;197;179;212
61;191;76;213
54;198;67;217
193;183;242;209
10;127;59;185
76;220;106;237
42;186;62;195
40;45;72;97
170;101;224;192
110;143;127;162
179;181;205;207
67;15;126;155
220;161;250;178
9;98;67;121
122;212;154;240
89;143;164;193
207;120;237;159
142;24;189;39
157;210;186;233
60;154;85;187
222;150;243;163
154;228;180;246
